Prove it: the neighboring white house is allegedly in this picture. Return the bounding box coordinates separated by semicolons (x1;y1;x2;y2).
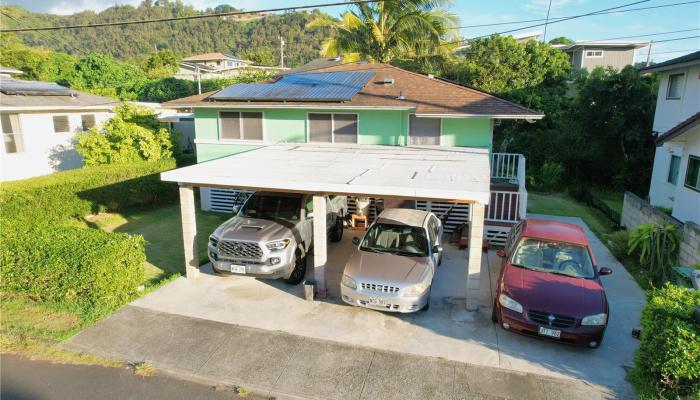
0;78;118;181
0;66;23;78
643;51;700;225
175;52;286;80
554;40;650;71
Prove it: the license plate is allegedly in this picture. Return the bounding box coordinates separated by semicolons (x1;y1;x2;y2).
230;264;246;274
368;297;386;306
538;326;561;338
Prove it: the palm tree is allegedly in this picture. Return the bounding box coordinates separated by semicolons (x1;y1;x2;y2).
306;0;460;69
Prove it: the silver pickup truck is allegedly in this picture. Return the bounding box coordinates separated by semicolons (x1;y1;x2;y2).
208;192;347;284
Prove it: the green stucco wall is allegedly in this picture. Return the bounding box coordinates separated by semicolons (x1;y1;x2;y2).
193;107;492;161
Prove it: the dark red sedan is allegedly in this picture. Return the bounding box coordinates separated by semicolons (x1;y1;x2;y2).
492;219;612;348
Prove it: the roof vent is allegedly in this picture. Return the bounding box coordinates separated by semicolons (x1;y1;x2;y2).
396;91;405;100
428;74;435;79
377;77;395;85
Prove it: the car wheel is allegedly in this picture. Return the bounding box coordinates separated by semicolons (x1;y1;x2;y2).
329;216;343;243
421;287;432;311
438;252;443;266
491;303;498;323
284;251;306;285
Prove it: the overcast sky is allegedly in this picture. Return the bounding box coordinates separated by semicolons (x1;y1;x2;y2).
8;0;700;62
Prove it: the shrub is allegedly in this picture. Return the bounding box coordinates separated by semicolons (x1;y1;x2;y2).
0;159;177;316
539;161;564;190
607;230;630;261
628;223;680;285
629;285;700;398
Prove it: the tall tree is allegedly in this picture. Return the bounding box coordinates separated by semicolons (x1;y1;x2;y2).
306;0;459;69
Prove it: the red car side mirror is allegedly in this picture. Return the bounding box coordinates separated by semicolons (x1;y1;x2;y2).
496;249;506;258
598;267;613;276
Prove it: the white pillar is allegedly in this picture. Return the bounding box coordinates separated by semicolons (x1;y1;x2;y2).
179;185;200;279
312;195;327;295
466;203;485;311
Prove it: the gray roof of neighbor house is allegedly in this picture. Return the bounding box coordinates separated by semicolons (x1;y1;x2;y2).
656;112;700;145
554;40;650;51
276;57;346;76
164;63;544;119
0;78;119;109
640;50;700;73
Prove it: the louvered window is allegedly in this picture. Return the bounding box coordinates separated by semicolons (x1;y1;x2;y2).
308;113;358;143
220;111;263;140
2;114;24;154
53;115;70;133
81;114;96;130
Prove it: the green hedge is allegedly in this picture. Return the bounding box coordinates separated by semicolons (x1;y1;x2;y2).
629;284;700;399
0;159;177;315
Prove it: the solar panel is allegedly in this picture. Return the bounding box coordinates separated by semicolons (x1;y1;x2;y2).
210;71;375;101
0;79;76;96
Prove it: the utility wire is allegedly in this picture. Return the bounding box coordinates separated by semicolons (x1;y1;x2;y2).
650;48;699;54
652;35;700;43
444;0;653;46
0;10;87;55
0;0;389;33
576;28;700;43
451;1;699;30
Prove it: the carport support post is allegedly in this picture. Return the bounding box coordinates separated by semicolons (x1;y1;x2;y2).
312;195;327;295
179;184;200;279
466;203;485;311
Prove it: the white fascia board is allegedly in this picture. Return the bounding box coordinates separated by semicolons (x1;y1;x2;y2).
0;105;116;112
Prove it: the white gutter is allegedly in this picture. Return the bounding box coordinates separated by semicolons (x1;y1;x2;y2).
169;104;416;111
414;113;545;120
0;105;117;112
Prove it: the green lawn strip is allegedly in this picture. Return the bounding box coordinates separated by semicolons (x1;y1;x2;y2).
590;188;624;215
89;203;230;277
527;192;617;241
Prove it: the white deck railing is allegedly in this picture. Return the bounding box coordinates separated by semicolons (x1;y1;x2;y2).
491;153;526;186
486;190;526;223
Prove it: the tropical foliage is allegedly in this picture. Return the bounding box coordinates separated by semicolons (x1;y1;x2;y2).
628;223;680;285
76;104;175;165
306;0;459;70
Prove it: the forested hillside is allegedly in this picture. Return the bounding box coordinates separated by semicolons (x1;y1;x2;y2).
0;1;329;66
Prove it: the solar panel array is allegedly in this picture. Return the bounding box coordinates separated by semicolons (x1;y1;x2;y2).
210;71;375;102
0;79;76;96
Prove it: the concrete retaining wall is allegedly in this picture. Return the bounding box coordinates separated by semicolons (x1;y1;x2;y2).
622;191;700;267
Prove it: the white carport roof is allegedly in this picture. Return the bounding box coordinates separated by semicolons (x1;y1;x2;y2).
161;143;491;204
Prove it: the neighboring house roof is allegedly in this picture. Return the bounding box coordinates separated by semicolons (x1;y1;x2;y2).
277;57;345;76
554;40;650;51
0;78;119;110
164;63;543;119
640;50;700;73
656;112;700;145
181;52;244;62
0;66;23;76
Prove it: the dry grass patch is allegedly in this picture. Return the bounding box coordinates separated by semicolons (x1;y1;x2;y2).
131;361;158;377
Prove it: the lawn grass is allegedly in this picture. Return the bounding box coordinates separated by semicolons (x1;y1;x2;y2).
88;203;230;281
527;192;618;241
1;203;228;366
590;188;624;215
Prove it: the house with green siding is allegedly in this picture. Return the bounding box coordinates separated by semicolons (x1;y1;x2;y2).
164;62;542;244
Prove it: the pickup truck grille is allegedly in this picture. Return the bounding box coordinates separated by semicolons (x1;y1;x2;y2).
528;310;576;328
361;282;400;293
218;240;263;259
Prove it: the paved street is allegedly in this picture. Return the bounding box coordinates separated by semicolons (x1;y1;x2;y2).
0;354;258;400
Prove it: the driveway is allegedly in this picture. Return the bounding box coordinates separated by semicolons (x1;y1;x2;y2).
65;216;644;399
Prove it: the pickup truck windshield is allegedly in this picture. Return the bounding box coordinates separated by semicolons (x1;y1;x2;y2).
240;193;302;221
511;238;595;278
361;223;428;257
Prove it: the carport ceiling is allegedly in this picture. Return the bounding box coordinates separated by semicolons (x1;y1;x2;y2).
161;143;491;203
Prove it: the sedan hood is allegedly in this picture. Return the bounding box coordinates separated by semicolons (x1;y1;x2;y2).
215;216;296;243
503;266;606;317
344;250;428;285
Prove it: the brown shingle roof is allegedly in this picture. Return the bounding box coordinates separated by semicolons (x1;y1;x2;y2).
164;63;543;118
181;52;235;62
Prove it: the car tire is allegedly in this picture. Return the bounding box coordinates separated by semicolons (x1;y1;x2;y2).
421;287;432;311
284;251;307;285
329;216;343;243
491;304;498;323
438;252;443;266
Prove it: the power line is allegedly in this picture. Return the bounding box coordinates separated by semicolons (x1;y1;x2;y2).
445;0;653;46
577;28;700;43
652;35;700;43
0;10;87;55
650;48;699;54
452;1;699;30
0;0;389;33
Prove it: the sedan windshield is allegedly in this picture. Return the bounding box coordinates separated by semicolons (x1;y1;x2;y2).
361;223;428;257
240;193;301;221
511;238;595;278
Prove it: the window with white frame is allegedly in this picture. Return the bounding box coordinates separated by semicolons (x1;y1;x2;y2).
219;111;263;140
585;50;603;58
666;73;685;99
685;155;700;192
1;114;24;154
53;115;70;133
81;114;96;131
667;155;681;185
308;113;358;143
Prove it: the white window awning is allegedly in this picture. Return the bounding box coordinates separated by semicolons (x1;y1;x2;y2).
161;143;491;204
